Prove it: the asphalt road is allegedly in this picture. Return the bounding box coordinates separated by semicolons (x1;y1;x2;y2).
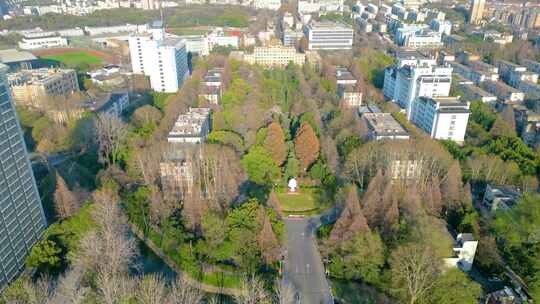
284;216;333;304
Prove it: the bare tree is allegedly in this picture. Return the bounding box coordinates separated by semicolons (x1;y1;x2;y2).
95;113;128;165
49;266;87;304
137;274;167;304
54;173;79;220
233;276;268;304
167;276;204;304
274;280;296;304
389;243;440;304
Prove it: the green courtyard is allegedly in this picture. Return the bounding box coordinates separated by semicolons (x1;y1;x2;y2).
275;187;329;214
40;51;103;69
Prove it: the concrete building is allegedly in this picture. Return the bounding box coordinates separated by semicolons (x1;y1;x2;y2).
141;0;160;10
129;21;189;93
297;0;344;15
395;24;442;49
337;85;362;107
444;233;478;272
199;68;223;105
494;59;527;82
515;105;540;147
410;96;470;143
0;49;37;71
303;21;353;50
362;112;410;140
468;0;485;24
167;108;211;143
0;64;47;291
449;61;499;85
243;45;305;67
483;81;525;103
517;80;540;100
159;145;197;196
383;53;452;118
254;0;281;10
18;35;68;49
523;59;540;75
177;35;209;56
459;83;497;104
482;184;521;214
282;30;303;47
207;28;240;50
430;19;452;36
7;68;79;109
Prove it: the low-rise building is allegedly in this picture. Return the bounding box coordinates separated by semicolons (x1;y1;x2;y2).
395;24;443;49
430;19;452;36
485;286;530;304
410;96;470;143
18;35;68;49
0;49;37;71
444;233;478;272
303;21;353;50
337;84;362;107
523;59;540;75
199;68;223;105
160;146;197;196
459;83;497;104
514;106;540;148
253;0;281;10
282;30;303;47
7;68;79;108
482;184;521;214
297;0;344;15
483;81;525;103
517;80;540;100
449;61;499;85
243;45;305;67
361;112;410;140
167;108;212;143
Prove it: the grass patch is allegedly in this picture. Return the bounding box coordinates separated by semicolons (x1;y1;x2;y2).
274;187;332;215
40;51;102;69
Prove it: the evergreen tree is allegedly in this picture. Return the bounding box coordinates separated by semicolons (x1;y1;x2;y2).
257;208;281;265
330;186;369;244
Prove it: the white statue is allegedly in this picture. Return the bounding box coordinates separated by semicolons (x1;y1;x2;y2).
288;178;298;192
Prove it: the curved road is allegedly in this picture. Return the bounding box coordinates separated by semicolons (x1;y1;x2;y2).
283;215;334;304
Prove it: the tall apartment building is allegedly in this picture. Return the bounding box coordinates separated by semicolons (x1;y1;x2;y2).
7;68;79;109
129;21;189;93
0;64;47;291
303;21;353;50
383;52;452;118
243;45;305;67
468;0;485;25
410;96;470;143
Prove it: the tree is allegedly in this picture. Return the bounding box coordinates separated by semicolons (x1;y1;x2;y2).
233;276;268;304
284;152;300;178
294;122;320;171
327;231;385;284
94;113;128;165
490;116;516;138
257;208;281;265
441;160;463;209
264;122;287;166
427;269;482;304
54;173;79;220
240;146;280;185
26;240;62;273
389;243;441;304
167;276;204;304
137;274;167;304
131;105;162;129
330;186;369;243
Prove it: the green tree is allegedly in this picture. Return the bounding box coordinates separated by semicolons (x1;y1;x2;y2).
284;153;301;178
26;239;62;273
240;146;280;185
207;130;244;152
328;231;385;284
427;269;482;304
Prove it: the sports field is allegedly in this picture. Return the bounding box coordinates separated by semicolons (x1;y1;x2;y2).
41;51;102;67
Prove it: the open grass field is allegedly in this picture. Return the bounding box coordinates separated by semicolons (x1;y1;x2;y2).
276;187;322;213
41;51;102;67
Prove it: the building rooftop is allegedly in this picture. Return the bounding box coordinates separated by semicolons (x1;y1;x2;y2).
7;68;76;86
0;49;37;63
335;67;356;81
358;104;382;114
363;112;409;137
169;108;211;138
203;68;224;84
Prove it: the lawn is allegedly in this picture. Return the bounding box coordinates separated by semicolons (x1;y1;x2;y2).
275;187;321;213
40;51;102;68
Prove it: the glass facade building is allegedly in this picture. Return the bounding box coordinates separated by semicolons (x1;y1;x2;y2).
0;63;46;290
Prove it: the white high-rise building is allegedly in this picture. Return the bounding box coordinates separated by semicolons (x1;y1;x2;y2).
383;51;452;118
303;21;353;50
410;96;470;143
129;21;189;93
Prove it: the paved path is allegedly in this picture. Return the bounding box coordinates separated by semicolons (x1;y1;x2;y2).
284;216;333;304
